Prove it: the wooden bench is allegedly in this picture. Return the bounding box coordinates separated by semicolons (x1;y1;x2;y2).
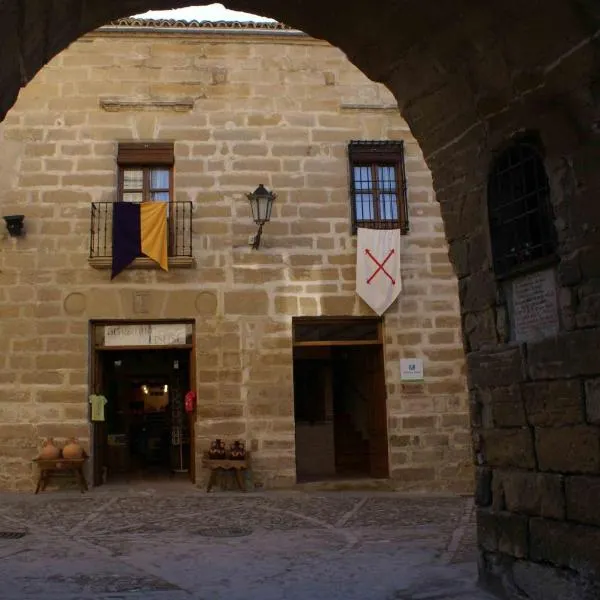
202;453;249;492
33;457;89;494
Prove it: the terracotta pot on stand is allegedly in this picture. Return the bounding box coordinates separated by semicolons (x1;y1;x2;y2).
38;438;61;460
229;440;246;460
208;439;226;459
62;438;84;460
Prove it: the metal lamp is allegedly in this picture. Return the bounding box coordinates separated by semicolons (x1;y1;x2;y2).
246;184;276;250
3;215;25;237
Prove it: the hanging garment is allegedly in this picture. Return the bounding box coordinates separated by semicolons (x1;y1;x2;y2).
89;394;108;422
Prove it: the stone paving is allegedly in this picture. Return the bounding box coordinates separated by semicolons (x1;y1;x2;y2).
0;486;497;600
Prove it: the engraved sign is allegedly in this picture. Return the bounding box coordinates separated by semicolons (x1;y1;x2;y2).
103;323;187;346
149;323;187;346
104;324;151;346
132;292;150;314
511;268;559;342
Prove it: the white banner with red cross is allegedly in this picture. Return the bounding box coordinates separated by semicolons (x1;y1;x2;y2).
356;228;402;316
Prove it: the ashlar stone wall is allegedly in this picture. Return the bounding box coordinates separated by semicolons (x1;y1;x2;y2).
0;24;471;492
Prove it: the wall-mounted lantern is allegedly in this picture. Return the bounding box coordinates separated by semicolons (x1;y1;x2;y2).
3;215;25;237
246;184;276;250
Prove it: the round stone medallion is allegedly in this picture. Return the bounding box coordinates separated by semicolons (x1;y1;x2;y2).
63;292;86;315
195;291;217;315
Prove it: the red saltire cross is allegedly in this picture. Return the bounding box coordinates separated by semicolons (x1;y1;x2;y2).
365;248;396;285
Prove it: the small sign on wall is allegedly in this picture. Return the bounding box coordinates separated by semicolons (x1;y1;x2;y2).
510;268;559;343
400;358;424;382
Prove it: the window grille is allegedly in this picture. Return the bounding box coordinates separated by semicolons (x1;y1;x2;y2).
487;137;556;278
348;141;408;234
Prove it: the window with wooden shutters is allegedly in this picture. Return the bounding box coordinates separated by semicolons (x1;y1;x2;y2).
89;142;193;267
348;141;409;234
117;142;174;204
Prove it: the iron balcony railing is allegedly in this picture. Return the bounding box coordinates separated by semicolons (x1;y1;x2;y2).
89;202;193;259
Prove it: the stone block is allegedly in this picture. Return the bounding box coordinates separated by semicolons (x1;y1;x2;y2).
482;428;536;469
493;469;565;519
530;518;600;573
196;420;247;437
487;385;527;427
320;295;355;314
528;329;600;379
389;435;411;447
475;466;492;507
458;270;497;312
536;426;600;473
476;508;529;558
566;476;600;526
196;404;245;420
491;401;527;428
402;416;436;429
462;309;498;352
467;347;526;389
224;291;269;316
37;423;89;440
512;560;600;600
523;380;584;426
584;378;600;424
390;467;435;482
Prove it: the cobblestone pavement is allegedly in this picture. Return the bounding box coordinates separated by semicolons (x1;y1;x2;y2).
0;487;496;600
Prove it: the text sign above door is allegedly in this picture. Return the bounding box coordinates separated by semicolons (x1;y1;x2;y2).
104;323;187;346
149;323;187;346
104;324;151;346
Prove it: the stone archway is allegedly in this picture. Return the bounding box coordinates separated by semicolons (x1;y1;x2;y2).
2;1;600;598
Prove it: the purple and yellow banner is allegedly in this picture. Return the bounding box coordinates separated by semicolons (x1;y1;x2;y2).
111;202;168;279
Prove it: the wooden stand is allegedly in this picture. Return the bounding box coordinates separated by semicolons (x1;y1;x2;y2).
33;458;89;494
202;454;249;492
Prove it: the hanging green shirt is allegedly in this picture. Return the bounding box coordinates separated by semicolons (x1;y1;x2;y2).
89;394;108;422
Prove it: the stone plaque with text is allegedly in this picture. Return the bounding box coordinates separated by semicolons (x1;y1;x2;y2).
511;268;559;342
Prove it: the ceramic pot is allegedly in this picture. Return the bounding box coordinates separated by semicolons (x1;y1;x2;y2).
229;440;246;460
38;438;60;460
62;438;84;459
208;438;226;459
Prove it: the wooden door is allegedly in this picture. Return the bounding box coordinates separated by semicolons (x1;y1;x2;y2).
343;345;389;478
91;350;107;487
366;346;389;478
187;347;196;483
169;350;195;482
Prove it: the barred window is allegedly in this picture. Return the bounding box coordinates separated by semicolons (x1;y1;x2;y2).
487;137;556;278
348;141;408;234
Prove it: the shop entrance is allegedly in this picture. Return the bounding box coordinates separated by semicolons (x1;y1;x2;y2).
90;321;195;486
292;318;389;482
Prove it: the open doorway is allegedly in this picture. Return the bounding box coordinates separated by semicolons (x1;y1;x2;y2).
292;318;389;482
94;348;193;484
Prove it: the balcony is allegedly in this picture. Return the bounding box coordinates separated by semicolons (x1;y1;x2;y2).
89;201;194;270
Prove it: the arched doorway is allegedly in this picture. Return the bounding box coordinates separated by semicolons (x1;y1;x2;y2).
0;2;599;598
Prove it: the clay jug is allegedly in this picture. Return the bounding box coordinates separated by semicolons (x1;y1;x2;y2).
230;440;246;460
62;438;84;459
39;438;60;460
208;438;226;459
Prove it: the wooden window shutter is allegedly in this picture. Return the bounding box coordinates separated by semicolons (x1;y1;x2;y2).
117;142;174;166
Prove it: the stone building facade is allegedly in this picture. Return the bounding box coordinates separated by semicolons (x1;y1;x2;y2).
0;19;471;492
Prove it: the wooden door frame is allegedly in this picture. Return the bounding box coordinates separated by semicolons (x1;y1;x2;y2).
291;317;390;480
88;319;196;486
